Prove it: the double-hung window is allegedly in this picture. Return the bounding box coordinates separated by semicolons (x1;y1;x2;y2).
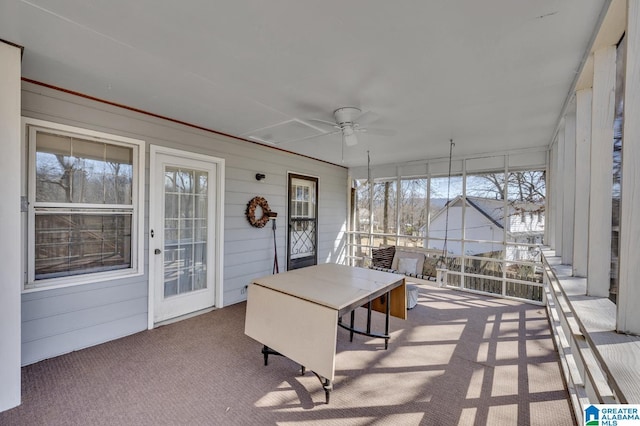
24;118;144;290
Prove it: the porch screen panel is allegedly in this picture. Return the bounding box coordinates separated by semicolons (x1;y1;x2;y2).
428;176;462;254
399;178;427;247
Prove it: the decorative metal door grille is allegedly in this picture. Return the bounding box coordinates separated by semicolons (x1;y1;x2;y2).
289;218;316;259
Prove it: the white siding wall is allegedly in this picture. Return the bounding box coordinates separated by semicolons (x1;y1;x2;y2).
19;81;348;365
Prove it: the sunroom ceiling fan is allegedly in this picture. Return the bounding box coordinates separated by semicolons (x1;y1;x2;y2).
305;107;395;146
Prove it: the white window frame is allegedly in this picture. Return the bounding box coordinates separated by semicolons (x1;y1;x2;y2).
22;118;145;292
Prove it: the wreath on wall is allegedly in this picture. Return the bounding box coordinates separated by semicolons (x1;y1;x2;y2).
245;196;271;228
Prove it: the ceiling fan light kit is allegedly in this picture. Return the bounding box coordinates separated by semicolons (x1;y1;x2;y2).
341;124;358;146
334;107;362;146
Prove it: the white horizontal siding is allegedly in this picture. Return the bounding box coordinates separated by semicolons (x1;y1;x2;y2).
22;296;147;343
21;279;147;322
20;278;148;365
22;313;148;366
19;81;348;364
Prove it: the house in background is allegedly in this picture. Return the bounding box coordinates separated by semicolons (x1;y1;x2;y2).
426;196;544;259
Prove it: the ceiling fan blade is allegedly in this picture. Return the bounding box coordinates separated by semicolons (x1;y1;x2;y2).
282;129;341;144
354;110;381;126
359;127;396;137
307;118;339;129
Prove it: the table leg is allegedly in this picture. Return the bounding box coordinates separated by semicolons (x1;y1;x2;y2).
338;293;394;348
262;345;283;365
323;378;332;404
350;310;355;342
310;371;332;404
384;290;390;350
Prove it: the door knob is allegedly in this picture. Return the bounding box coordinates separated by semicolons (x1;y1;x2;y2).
154;249;162;255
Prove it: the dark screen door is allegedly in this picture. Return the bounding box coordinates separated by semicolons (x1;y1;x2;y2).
287;174;318;270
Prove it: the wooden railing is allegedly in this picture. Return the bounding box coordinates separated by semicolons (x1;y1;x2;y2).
542;250;640;422
344;231;545;304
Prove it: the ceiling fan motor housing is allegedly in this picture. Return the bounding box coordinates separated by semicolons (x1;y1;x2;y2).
333;107;361;126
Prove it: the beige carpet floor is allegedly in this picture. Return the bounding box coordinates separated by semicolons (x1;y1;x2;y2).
0;283;575;426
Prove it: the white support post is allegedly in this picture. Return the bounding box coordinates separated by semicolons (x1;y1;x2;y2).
617;1;640;334
0;41;22;412
573;89;593;277
555;128;565;258
562;108;576;266
547;145;556;249
588;46;616;297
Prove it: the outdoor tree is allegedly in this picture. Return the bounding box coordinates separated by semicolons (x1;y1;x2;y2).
469;171;546;203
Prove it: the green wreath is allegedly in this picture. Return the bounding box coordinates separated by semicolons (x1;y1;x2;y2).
245;196;271;228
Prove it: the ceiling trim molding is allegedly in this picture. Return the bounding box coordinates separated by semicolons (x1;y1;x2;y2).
20;77;347;170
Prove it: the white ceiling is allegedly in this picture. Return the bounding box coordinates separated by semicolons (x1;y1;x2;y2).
1;0;606;167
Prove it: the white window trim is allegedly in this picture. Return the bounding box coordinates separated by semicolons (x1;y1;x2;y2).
22;117;145;293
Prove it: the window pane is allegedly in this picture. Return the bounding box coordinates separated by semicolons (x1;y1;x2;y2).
35;132;133;205
175;169;194;193
290;178;316;220
196;171;208;194
104;144;133;204
195;195;207;219
36;152;71;202
70;139;105;204
179;193;194;220
34;213;132;279
165;194;179;219
36;133;72;203
193;242;207;290
165;169;177;192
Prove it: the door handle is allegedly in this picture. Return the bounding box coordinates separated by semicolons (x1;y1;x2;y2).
154;248;162;255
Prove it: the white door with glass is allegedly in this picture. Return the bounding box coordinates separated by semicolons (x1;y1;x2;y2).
150;147;223;323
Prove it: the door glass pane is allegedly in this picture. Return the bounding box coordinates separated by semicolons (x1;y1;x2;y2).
164;166;208;298
290;178;315;259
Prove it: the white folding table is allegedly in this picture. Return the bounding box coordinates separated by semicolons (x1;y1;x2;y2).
244;263;406;403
